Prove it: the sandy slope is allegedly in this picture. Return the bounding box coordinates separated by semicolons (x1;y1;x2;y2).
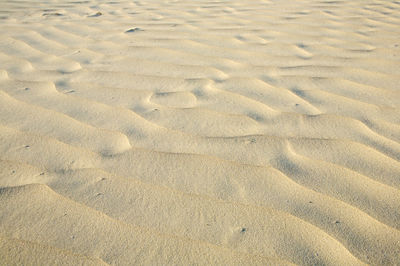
0;0;400;265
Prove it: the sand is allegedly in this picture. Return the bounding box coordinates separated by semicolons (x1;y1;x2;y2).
0;0;400;265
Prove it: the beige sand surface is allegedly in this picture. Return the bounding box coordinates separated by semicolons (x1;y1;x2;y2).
1;0;400;265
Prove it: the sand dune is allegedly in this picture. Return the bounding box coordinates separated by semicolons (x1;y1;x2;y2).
1;0;400;265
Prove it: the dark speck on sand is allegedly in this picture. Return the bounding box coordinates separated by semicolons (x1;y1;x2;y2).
125;28;142;33
89;12;102;17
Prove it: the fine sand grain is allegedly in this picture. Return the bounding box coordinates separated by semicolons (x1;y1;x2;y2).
1;0;400;265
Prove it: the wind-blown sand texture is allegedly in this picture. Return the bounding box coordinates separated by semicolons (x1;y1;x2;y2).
0;0;400;265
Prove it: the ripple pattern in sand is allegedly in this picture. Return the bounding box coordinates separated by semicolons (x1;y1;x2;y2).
1;0;400;265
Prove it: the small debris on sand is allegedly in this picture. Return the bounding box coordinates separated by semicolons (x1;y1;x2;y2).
89;11;102;17
125;28;143;33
